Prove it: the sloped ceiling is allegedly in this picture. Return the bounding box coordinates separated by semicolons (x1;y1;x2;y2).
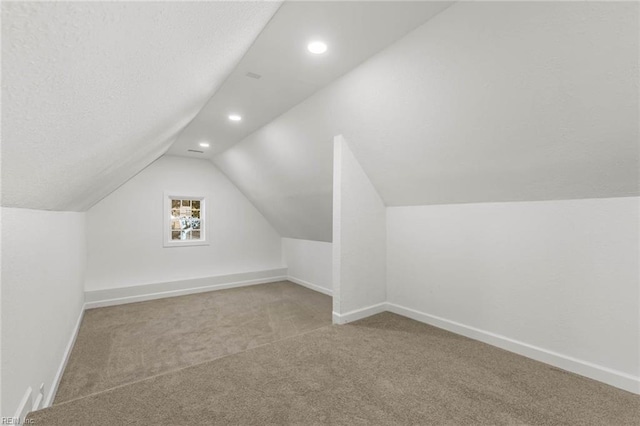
1;1;281;211
168;1;453;158
213;1;639;242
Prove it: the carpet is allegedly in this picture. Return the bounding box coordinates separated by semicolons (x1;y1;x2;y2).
29;312;639;425
54;281;332;404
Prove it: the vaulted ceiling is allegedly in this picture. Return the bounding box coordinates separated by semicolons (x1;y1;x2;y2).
168;1;453;158
212;1;639;241
3;2;637;244
2;1;281;211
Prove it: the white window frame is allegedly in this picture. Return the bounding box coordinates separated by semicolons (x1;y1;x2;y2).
163;192;209;248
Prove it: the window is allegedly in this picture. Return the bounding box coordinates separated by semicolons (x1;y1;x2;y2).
164;193;207;247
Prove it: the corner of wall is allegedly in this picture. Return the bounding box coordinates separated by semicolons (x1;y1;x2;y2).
332;135;387;322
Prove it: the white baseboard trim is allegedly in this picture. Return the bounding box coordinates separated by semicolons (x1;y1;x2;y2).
84;269;288;309
287;276;333;296
386;302;640;395
333;302;387;325
32;391;43;412
45;303;86;408
13;387;32;423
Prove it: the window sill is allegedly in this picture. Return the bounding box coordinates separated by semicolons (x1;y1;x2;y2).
163;240;210;248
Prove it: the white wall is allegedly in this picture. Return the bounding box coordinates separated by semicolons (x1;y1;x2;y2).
85;155;283;291
387;197;640;392
214;1;638;242
282;238;332;295
1;208;86;417
333;136;386;322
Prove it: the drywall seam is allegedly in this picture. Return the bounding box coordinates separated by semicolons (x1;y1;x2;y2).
85;269;288;309
45;305;86;408
287;276;333;296
386;303;640;395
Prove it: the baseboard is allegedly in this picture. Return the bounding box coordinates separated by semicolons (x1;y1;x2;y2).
45;303;86;408
333;302;386;325
287;276;332;296
13;387;32;423
32;390;43;412
84;269;288;309
386;302;640;395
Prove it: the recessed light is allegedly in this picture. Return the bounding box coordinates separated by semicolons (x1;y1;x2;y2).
228;114;242;122
199;142;210;148
307;41;327;54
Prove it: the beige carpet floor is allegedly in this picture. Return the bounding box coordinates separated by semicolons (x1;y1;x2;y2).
55;281;332;404
31;311;638;425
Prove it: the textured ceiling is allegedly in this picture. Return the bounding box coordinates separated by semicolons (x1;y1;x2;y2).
3;1;637;245
214;1;639;241
1;1;281;211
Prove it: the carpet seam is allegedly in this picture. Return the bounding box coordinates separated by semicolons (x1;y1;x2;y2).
48;322;336;410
